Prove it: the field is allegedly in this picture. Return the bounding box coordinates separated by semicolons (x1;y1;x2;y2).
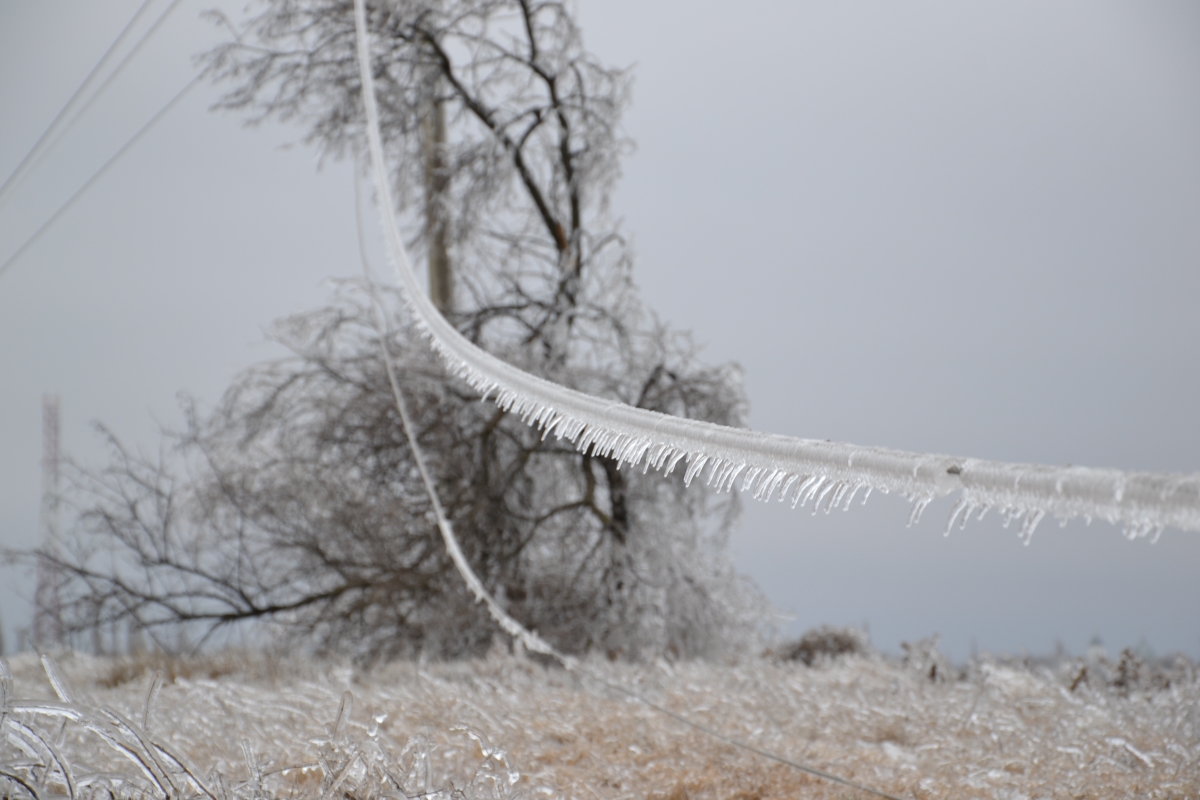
1;642;1196;800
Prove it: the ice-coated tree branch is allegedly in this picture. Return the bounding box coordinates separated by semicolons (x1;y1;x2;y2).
354;6;1199;542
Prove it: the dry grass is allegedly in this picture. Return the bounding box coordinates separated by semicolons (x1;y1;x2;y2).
2;645;1196;799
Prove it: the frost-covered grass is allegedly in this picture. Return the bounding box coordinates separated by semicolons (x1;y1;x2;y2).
1;645;1196;799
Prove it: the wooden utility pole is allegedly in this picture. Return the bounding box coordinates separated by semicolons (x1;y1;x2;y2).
33;393;63;649
422;71;453;314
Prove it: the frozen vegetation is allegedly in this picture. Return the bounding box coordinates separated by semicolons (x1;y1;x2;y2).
1;640;1196;800
8;4;1196;798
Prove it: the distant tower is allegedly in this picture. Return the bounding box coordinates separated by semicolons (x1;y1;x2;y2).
33;393;63;649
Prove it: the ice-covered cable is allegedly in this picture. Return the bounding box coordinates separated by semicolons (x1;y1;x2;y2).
352;164;562;663
351;0;1199;542
351;67;908;800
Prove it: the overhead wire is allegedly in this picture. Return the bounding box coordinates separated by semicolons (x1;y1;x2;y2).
0;0;190;211
0;73;203;283
0;0;160;201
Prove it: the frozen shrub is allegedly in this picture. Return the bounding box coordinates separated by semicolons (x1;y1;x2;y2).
900;635;953;683
778;625;872;666
1107;648;1193;695
1112;647;1143;694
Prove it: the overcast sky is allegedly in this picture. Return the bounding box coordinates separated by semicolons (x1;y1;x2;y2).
1;0;1198;661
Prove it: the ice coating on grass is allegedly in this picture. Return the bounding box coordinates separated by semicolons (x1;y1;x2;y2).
352;4;1200;538
1;649;1196;799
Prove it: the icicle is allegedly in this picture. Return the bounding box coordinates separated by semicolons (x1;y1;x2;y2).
614;436;643;465
1019;508;1046;545
740;466;763;493
778;473;800;503
841;483;862;510
703;457;726;486
798;476;826;509
542;410;563;434
945;498;968;536
684;455;709;486
746;467;766;496
730;462;750;491
814;480;837;515
645;443;669;473
829;481;850;511
711;461;735;490
760;470;788;502
785;474;809;507
907;496;932;527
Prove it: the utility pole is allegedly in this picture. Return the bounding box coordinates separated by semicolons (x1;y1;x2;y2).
33;393;63;649
422;70;453;314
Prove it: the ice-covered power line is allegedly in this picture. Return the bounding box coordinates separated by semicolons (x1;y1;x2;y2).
0;0;168;206
0;74;202;283
353;186;562;666
352;1;1199;542
352;17;909;797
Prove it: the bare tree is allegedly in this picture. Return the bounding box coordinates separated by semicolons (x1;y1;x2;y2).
31;0;771;660
42;287;764;659
204;0;631;358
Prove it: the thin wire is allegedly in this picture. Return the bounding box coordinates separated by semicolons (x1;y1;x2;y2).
0;0;190;210
0;73;203;284
577;672;910;800
351;155;910;800
0;0;160;201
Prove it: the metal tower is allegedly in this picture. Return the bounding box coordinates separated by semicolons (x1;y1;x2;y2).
33;393;63;648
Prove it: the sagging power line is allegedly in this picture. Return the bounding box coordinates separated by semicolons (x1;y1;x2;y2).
351;5;907;797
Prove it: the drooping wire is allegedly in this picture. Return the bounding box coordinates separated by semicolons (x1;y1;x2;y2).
346;0;1200;541
0;0;181;207
350;4;908;797
352;161;563;662
0;73;203;283
351;167;909;800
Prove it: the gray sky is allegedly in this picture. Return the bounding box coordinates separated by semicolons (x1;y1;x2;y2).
2;0;1198;661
